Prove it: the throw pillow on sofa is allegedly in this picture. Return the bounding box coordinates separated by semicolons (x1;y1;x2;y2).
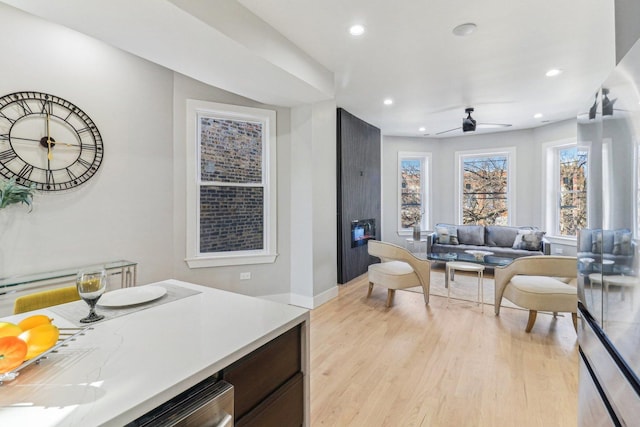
592;230;603;254
512;229;532;249
613;229;633;255
436;225;459;245
518;231;546;251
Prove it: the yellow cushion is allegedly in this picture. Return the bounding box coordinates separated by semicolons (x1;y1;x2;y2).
13;286;81;314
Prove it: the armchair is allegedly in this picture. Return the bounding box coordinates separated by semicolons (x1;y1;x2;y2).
367;240;430;307
494;255;577;332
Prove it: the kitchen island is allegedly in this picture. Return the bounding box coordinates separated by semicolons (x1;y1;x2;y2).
0;279;310;426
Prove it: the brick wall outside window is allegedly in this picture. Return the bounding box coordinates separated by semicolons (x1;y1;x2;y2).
199;117;264;253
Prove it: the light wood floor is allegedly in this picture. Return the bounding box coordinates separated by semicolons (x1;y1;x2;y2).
309;272;578;427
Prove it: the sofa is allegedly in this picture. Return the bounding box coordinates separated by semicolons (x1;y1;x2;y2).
427;223;550;259
577;228;636;270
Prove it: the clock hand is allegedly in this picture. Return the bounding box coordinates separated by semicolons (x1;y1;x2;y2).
7;136;41;143
10;136;79;147
46;111;53;161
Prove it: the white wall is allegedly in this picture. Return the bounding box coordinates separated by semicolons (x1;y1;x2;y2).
381;136;441;248
310;101;338;302
0;5;174;283
381;120;577;248
289;101;338;308
171;73;293;297
0;6;317;304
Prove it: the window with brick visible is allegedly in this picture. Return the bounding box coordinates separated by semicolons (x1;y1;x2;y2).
186;101;277;268
455;148;516;225
542;139;589;239
398;152;430;232
557;146;588;236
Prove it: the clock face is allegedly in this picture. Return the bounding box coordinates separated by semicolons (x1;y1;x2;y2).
0;91;103;191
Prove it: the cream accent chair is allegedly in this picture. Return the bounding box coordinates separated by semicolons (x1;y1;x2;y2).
494;255;577;332
367;240;431;307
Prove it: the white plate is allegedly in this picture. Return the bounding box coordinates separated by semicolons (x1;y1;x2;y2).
98;286;167;307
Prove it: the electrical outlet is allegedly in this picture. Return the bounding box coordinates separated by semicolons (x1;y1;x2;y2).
554;247;564;254
240;272;251;280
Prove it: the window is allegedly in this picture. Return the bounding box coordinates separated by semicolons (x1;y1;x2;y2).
456;149;515;225
543;140;589;238
558;146;588;236
636;143;640;236
185;100;277;268
398;152;430;232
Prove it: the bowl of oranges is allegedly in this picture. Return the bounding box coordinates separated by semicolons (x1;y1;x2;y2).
0;314;60;378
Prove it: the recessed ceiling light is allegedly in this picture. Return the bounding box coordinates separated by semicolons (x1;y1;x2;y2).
545;69;563;77
419;127;426;132
349;24;365;36
452;23;477;36
534;113;543;119
383;99;393;105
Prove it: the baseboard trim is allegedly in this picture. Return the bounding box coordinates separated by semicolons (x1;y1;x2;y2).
260;286;339;309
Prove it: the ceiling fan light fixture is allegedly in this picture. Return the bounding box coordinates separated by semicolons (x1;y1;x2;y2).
462;107;476;132
452;23;477;36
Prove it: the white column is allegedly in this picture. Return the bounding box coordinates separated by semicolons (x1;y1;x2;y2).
290;101;338;308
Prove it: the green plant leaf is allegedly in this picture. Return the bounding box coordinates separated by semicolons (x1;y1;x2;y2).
0;178;36;211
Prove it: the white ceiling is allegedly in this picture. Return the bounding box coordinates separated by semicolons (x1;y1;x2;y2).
2;0;617;138
235;0;616;137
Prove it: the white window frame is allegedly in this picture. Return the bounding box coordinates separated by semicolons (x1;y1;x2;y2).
602;138;611;230
397;152;431;234
455;147;516;225
636;141;640;237
542;138;590;241
185;100;277;268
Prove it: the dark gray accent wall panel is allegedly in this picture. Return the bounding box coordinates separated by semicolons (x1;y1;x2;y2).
337;108;381;284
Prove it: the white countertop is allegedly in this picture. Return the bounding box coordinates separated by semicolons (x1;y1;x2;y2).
0;279;310;426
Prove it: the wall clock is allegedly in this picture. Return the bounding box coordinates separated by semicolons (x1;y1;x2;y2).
0;91;103;191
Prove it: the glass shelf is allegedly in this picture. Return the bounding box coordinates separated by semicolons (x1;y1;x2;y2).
0;260;137;292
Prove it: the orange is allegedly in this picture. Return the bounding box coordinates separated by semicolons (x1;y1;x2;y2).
0;322;22;338
0;336;28;373
18;324;59;360
17;314;52;332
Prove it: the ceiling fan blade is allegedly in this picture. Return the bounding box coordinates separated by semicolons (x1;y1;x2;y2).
435;127;462;135
477;123;512;128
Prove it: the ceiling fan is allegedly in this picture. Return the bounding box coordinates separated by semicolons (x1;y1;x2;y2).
587;88;618;120
436;107;512;136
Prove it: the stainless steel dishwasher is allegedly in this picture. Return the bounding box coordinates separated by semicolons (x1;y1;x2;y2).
126;376;234;427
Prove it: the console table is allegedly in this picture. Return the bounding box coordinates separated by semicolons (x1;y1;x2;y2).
0;260;137;316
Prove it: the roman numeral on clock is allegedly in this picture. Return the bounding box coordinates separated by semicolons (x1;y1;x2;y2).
0;149;16;162
18;163;34;180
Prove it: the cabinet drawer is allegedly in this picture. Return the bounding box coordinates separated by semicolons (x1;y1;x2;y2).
236;372;304;427
223;325;301;420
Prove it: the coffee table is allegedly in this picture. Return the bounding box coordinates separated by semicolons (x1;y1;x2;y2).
426;251;514;288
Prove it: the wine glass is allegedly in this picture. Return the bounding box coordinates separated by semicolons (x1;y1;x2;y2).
76;268;107;323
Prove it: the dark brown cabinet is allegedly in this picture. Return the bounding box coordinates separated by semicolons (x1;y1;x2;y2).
223;325;303;427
